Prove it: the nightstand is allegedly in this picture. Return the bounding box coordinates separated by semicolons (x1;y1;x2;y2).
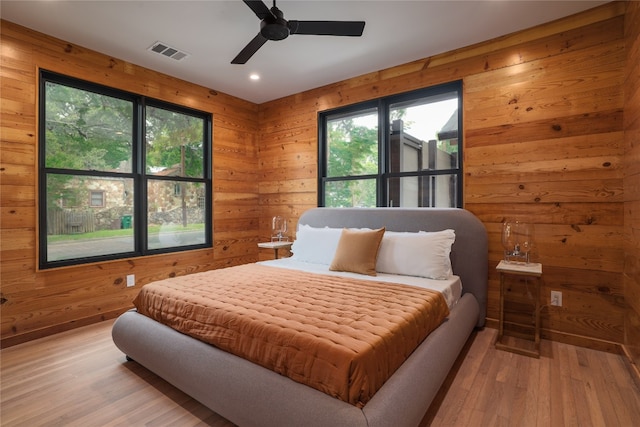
495;260;543;358
257;241;292;259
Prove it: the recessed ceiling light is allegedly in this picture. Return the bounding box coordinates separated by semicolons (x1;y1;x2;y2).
249;73;260;81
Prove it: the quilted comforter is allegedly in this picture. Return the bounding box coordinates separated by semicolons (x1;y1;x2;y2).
133;263;449;407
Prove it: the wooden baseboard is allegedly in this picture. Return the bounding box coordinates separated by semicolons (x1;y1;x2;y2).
621;345;640;390
485;318;621;354
0;308;130;349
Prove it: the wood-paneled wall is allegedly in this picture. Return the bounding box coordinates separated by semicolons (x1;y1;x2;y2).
624;0;640;370
0;21;260;347
1;2;636;352
258;2;629;350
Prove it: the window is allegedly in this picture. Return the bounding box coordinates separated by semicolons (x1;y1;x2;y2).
39;71;212;269
89;191;105;208
318;81;462;208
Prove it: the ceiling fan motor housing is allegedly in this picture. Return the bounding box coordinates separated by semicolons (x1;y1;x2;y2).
260;7;289;40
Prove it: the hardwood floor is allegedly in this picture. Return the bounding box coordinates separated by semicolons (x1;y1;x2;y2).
423;328;640;426
1;320;639;427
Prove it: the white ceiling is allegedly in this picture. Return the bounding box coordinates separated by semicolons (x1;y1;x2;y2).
1;0;607;104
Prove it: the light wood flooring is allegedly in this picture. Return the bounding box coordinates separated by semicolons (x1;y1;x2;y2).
1;320;639;426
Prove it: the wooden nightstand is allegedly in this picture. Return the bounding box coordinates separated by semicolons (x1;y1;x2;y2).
257;241;292;259
495;260;543;358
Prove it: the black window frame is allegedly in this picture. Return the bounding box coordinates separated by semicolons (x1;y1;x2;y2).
38;70;212;269
318;80;463;208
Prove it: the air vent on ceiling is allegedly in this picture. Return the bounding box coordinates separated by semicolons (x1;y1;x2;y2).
148;41;189;61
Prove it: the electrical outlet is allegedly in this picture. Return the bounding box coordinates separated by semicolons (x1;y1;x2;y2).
126;274;135;287
551;290;562;307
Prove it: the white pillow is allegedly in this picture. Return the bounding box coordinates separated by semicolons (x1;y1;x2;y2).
290;224;343;265
376;229;456;279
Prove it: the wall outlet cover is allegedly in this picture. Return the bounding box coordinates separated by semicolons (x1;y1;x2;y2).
551;290;562;307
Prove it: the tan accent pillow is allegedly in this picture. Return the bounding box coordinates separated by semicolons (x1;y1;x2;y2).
329;227;386;276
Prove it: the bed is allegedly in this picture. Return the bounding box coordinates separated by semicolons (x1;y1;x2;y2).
112;207;487;427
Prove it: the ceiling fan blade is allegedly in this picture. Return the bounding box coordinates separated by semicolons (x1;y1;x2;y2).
242;0;273;20
231;33;268;64
288;21;365;37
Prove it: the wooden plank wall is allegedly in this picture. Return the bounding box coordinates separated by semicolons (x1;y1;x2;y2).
624;1;640;369
0;2;634;352
258;2;629;350
0;21;260;347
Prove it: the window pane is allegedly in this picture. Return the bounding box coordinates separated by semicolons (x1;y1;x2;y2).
44;82;133;172
146;106;204;178
45;174;134;262
388;174;458;207
325;179;376;208
147;180;206;250
89;191;105;207
327;110;378;177
389;94;458;173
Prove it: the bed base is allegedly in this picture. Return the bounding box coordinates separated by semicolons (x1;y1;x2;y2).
113;294;478;427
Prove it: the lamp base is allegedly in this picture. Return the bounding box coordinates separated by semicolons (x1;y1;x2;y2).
504;250;530;264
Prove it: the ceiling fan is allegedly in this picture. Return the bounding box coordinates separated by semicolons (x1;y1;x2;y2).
232;0;366;64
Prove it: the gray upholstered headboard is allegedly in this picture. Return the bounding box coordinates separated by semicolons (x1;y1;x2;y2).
298;207;488;326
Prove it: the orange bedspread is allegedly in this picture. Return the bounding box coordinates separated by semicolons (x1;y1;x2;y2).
133;264;449;407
